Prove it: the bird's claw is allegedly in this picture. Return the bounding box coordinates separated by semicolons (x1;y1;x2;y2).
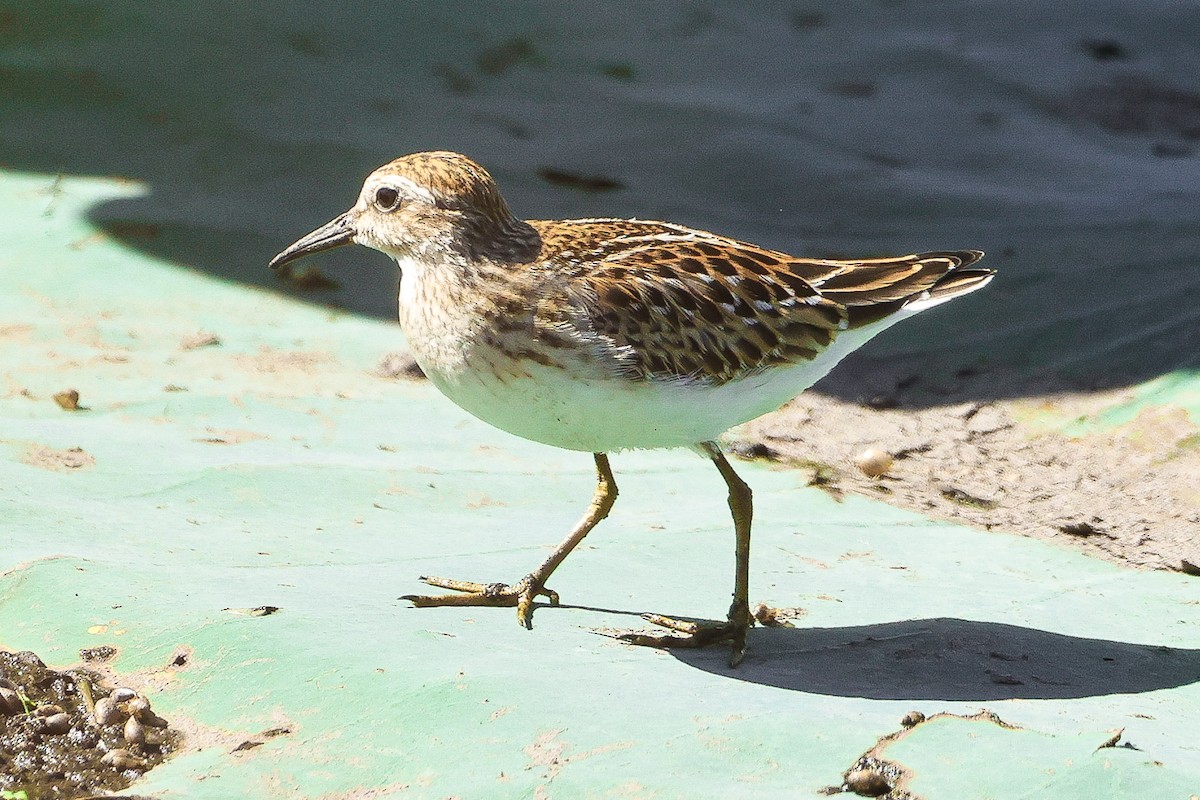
402;574;559;628
614;607;752;667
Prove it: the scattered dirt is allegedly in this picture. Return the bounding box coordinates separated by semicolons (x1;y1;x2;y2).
735;377;1200;572
20;445;95;472
520;728;633;789
234;345;334;375
0;649;180;798
230;724;291;755
178;331;221;351
77;647;118;664
822;710;1022;799
193;428;269;445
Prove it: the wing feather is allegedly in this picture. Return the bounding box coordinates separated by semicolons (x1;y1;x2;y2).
530;220;988;385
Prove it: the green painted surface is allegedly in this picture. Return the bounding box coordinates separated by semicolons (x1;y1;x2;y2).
3;172;1200;797
892;717;1199;799
1062;371;1200;434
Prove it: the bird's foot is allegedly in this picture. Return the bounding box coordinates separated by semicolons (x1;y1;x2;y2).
616;601;754;667
402;575;559;628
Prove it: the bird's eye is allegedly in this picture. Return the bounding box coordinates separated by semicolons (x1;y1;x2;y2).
374;186;401;211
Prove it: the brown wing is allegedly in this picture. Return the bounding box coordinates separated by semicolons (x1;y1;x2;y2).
531;219;987;385
788;249;990;326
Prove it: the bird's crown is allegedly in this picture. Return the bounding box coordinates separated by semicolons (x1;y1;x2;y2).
368;151;511;220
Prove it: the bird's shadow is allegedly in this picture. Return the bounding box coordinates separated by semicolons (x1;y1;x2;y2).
569;612;1200;701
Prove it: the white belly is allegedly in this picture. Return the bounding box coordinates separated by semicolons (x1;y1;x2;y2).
414;315;907;453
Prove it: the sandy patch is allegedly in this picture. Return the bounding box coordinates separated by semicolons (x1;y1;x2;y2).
734;379;1200;572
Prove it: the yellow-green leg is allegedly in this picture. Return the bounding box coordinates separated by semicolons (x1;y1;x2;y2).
403;453;618;627
619;443;755;667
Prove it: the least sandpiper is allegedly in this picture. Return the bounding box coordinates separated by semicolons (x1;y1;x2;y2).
270;151;993;665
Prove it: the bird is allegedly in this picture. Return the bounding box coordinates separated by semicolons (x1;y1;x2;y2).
269;151;993;666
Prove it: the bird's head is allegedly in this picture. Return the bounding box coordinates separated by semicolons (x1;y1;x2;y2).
269;151;536;272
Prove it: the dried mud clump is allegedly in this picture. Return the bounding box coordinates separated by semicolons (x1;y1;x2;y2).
0;649;180;798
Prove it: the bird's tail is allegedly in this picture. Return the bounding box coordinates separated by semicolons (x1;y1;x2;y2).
835;250;993;327
906;251;994;313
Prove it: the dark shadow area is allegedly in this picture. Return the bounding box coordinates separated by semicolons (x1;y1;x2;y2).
671;617;1200;701
4;2;1199;402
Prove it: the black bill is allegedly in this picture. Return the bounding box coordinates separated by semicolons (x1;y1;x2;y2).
268;214;355;271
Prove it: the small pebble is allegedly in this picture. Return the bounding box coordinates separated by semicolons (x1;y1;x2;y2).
901;710;926;727
845;768;891;796
123;695;169;728
753;603;780;626
124;715;146;746
854;448;894;478
93;696;123;726
42;712;73;734
111;687;137;703
752;603;800;628
124;696;151;717
53;389;81;410
35;703;65;716
100;748;144;771
0;687;24;715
